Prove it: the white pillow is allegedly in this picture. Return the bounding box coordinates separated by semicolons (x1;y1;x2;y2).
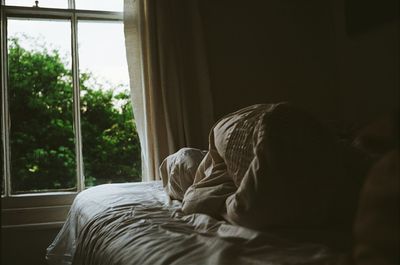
159;148;207;200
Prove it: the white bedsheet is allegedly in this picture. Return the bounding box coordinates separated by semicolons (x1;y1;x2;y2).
46;181;343;265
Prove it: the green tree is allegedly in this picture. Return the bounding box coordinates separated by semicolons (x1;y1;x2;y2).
8;38;141;192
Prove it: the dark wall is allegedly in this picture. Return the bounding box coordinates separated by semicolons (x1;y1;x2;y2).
199;0;399;124
1;226;60;265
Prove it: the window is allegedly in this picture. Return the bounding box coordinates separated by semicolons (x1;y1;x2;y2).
1;0;141;201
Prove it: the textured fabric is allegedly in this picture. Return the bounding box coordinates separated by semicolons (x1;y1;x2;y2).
213;104;277;187
183;103;360;232
182;104;274;217
47;182;343;265
353;151;399;265
124;0;214;181
159;147;207;200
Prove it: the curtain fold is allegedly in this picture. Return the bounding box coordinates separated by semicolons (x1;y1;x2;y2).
124;0;214;181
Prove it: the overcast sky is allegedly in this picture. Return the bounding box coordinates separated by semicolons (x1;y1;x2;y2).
6;0;123;11
6;0;128;90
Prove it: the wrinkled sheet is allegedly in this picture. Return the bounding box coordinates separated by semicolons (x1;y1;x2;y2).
47;181;343;265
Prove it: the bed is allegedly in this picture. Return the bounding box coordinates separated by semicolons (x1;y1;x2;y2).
46;103;398;265
46;181;344;265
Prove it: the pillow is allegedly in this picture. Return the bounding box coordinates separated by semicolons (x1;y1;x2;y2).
224;102;356;229
159;148;206;200
183;102;362;231
182;104;269;217
353;150;399;265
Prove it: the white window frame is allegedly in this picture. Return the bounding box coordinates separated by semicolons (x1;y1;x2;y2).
1;0;125;228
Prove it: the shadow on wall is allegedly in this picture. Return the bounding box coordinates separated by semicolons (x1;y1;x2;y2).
199;0;399;124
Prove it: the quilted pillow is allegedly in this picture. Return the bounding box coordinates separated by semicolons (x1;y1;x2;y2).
182;104;270;217
224;103;358;229
159;148;206;200
183;102;362;231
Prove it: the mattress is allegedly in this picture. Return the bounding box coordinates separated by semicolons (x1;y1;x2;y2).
46;181;343;265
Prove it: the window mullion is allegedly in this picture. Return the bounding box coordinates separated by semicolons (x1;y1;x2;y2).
68;0;75;9
1;8;11;197
71;13;84;192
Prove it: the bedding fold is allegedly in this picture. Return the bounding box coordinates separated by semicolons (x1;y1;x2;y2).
182;103;360;232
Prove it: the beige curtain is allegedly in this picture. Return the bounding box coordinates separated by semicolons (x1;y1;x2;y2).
124;0;214;181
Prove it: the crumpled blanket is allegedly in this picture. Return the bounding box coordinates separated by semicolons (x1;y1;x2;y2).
182;103;360;232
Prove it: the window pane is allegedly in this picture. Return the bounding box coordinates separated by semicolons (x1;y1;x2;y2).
8;18;76;193
78;21;141;186
75;0;123;12
5;0;68;9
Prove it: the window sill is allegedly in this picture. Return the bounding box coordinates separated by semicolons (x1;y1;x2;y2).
1;193;76;227
2;192;76;208
2;221;65;230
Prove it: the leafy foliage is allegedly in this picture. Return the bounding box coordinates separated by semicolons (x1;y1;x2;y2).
8;38;141;192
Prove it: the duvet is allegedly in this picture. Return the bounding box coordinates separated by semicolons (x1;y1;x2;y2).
46;181;343;265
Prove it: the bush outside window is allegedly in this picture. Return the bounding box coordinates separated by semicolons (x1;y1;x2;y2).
1;0;141;196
